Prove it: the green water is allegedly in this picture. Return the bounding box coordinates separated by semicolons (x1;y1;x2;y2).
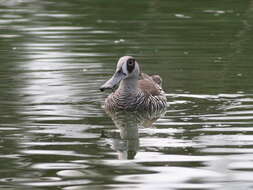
0;0;253;189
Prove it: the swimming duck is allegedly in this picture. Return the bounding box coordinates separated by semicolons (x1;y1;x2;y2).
100;56;167;112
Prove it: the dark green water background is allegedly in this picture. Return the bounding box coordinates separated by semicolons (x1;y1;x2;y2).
0;0;253;189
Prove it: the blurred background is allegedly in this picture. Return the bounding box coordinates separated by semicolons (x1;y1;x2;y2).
0;0;253;189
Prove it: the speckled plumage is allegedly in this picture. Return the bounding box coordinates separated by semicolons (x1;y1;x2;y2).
100;56;167;112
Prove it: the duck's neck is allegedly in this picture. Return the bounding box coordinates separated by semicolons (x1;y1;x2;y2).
118;78;138;95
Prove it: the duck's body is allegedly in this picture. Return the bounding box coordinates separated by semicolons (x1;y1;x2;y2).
100;56;167;112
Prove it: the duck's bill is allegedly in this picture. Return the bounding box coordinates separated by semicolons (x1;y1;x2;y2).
100;71;127;91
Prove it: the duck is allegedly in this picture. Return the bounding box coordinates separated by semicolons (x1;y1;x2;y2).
100;56;167;112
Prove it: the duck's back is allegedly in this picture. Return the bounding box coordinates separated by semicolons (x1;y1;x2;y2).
138;73;163;96
134;73;167;111
138;79;161;96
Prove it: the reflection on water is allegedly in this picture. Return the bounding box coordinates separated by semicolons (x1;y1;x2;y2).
0;0;253;189
104;109;165;160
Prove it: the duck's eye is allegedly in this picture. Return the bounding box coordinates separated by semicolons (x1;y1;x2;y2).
127;58;135;73
127;59;134;65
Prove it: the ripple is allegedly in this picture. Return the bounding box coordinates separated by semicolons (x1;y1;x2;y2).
20;26;90;31
0;0;253;189
203;148;253;154
31;163;88;170
205;116;253;121
56;170;86;178
116;166;223;186
168;93;244;99
28;125;100;139
197;135;253;146
174;14;192;19
141;137;196;148
107;183;221;190
34;13;74;18
0;154;20;159
140;128;184;135
0;34;20;38
21;150;88;157
196;127;253;132
21;141;86;146
0;127;20;131
229;161;253;171
22;179;90;187
132;152;217;162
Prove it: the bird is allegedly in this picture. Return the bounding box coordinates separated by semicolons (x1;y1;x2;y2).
100;56;167;112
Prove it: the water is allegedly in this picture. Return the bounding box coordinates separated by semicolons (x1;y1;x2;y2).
0;0;253;189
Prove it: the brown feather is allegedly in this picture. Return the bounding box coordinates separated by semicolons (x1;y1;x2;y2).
138;73;162;96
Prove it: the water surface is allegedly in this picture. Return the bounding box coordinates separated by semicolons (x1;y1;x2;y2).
0;0;253;189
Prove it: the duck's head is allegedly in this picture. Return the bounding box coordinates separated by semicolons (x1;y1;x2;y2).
100;56;140;91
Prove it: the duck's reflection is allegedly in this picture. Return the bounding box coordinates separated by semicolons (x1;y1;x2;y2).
104;109;165;160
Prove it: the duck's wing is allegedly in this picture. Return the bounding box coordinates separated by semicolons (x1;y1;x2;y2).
140;73;152;80
138;73;163;96
150;75;162;86
140;73;162;85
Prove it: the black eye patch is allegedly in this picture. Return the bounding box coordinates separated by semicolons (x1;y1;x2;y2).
126;58;135;73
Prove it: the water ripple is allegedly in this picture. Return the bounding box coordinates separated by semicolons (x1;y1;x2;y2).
0;0;253;189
